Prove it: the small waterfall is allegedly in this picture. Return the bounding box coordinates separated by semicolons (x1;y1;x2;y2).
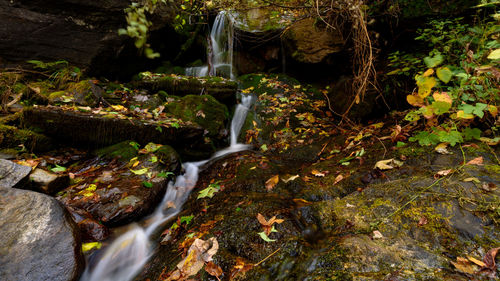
186;11;235;79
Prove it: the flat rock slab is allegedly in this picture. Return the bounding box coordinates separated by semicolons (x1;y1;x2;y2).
29;168;70;195
0;159;31;188
135;74;238;105
0;187;84;281
24;106;205;149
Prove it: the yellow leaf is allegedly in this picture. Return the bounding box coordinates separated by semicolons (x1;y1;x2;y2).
407;94;424;106
82;242;102;252
456;110;474;119
416;75;437;98
432;92;452;104
467;256;486;267
265;175;279;191
110;105;126;111
488;105;498;117
487;48;500;60
311;169;325;177
423;68;434;77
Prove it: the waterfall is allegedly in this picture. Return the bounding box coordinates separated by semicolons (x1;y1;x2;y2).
81;11;252;281
186;11;235;79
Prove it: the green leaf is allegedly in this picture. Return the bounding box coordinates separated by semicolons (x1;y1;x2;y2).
436;67;453;83
180;215;194;225
462;128;481;141
260;144;268;152
129;141;140;150
157;171;174;178
171;122;180;128
197;183;221;199
131;168;148;175
258;231;276;242
438;130;463;146
142;181;153;188
51;164;66;173
423;53;444;68
143;142;161;153
150;156;158;163
409;131;440;146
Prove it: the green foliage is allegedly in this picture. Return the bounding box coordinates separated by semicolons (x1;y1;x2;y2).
197;182;221;199
395;13;500;147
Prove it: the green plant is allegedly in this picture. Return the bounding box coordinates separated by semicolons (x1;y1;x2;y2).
402;14;500;147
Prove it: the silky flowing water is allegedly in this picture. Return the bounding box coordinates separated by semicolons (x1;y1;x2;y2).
81;11;250;281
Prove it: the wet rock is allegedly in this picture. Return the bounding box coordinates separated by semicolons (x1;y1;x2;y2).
23;106;206;155
29;167;70;194
57;144;180;226
283;18;344;64
134;74;238;105
0;187;84;281
0;159;31;188
67;207;109;242
47;80;101;106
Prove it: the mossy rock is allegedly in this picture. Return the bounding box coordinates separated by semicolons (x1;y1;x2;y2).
47;80;97;106
95;140;138;161
0;124;52;152
164;95;229;138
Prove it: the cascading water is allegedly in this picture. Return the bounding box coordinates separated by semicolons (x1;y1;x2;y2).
186;11;235;79
81;11;252;281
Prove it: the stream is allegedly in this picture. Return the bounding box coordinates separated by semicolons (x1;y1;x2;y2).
81;11;247;281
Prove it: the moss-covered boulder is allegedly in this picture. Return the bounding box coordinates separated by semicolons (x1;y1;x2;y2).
164;94;229;139
283;18;345;64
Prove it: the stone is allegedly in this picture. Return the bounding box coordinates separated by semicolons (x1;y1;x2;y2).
29;168;70;195
0;187;84;281
57;144;181;226
0;159;31;189
283;18;344;64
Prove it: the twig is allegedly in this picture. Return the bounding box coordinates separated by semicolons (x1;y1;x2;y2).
254;247;281;267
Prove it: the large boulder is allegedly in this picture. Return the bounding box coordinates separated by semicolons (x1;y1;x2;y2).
0;187;84;281
0;159;31;188
283;18;344;64
0;0;179;78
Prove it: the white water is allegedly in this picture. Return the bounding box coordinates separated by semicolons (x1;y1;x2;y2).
186;11;235;79
81;93;253;281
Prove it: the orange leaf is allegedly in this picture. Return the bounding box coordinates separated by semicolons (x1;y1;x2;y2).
265;175;279;191
333;174;344;185
466;157;483;166
205;262;223;278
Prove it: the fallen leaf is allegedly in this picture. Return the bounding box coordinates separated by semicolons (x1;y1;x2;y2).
435;143;451;154
311;169;325;177
167;238;219;280
467;256;486;267
374;159;403;170
463;177;480;183
418;216;428;226
281;175;299;183
451;257;477;274
466;157;484;166
481;182;497;192
230;258;253;280
265;175;279;191
435;169;452;178
257;213;284;235
205;262;222;279
333;174;344;185
482;247;500;271
258;231;276;242
372;230;383;239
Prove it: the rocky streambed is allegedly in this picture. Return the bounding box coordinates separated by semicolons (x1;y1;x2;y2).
0;73;499;281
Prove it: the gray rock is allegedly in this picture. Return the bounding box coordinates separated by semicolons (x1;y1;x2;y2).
0;159;31;188
0;187;84;281
29;168;70;195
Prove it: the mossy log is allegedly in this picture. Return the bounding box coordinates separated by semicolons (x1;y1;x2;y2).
23;106;206;152
0;124;53;152
135;75;238;105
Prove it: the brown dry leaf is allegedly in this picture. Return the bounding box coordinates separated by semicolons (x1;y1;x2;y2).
166;238;219;280
418;216;428;226
230;257;253;280
257;213;284;235
265;175;279;191
205;262;223;279
466;156;484;166
451;257;477;274
311;169;325;177
435;169;452;178
333;174;344;185
374;159;404;170
303;176;311;182
281;175;299;183
482;247;500;271
435;143;451;154
481;182;497;192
